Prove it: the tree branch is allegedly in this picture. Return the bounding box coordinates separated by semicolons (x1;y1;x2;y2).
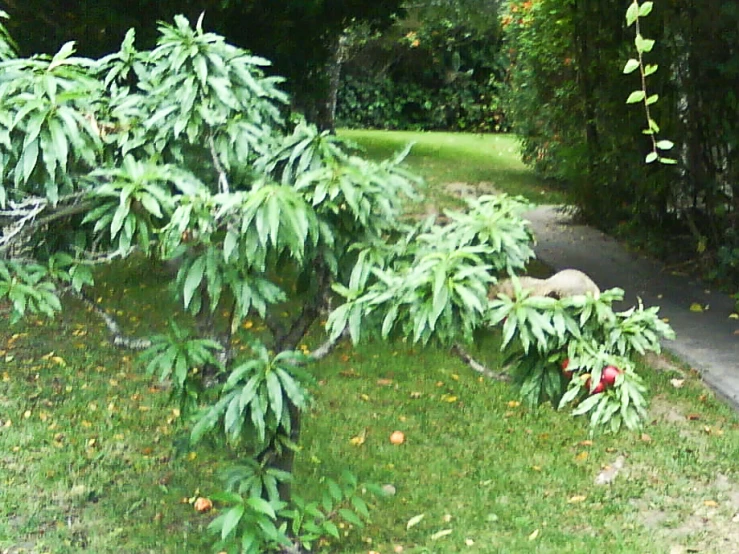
0;192;91;255
208;133;230;194
64;287;152;350
308;326;348;361
274;258;332;352
451;343;510;382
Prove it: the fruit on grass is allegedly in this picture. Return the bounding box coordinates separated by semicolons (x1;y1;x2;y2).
601;365;622;386
194;497;213;513
389;431;405;445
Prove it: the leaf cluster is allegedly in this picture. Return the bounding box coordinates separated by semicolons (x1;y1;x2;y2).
327;194;535;346
210;469;374;553
490;286;674;431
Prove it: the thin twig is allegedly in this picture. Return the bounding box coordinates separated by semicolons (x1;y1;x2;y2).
64;287;152;350
208;133;230;194
451;343;510;382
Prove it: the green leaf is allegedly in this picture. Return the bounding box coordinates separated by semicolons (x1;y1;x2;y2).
138;192;163;218
47;117;69;173
224;395;243;437
338;508;363;527
183;256;206;309
558;384;582;409
623;59;640;74
644;63;659;76
626;2;639;26
327;479;342;503
246;496;277;519
645;152;658;164
626;90;646;104
639;1;653;17
265;371;284;427
21;138;39;184
350;495;370;518
266;195;281;247
223;230;238;262
645;94;659;105
571;392;603;416
635;34;655;53
110;202;130;238
322;520;340;540
49;41;76;69
221;504;246;539
275;368;307;408
655;140;674;150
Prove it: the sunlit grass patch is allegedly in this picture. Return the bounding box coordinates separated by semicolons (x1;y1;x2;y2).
339;129;565;205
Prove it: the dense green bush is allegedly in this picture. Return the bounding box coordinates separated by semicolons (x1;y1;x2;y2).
336;1;508;132
503;0;739;291
337;74;505;132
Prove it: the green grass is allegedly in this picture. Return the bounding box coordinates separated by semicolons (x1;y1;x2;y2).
339;129;565;205
3;131;739;554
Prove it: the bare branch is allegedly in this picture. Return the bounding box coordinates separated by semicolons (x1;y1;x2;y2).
309;326;348;361
0;192;91;255
64;287;152;350
451;343;510;382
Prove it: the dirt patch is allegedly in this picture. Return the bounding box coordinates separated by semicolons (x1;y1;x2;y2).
649;395;689;425
630;469;739;553
642;352;687;375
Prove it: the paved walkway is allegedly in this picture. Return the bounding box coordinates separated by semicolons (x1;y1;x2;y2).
524;205;739;409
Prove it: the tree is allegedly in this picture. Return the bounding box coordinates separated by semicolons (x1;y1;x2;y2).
0;11;672;552
2;0;405;131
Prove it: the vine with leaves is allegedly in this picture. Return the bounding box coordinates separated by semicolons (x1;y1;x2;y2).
623;0;676;165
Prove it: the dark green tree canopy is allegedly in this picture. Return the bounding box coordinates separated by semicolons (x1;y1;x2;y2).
3;0;405;125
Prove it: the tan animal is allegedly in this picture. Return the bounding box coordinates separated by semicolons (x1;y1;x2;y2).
489;269;600;300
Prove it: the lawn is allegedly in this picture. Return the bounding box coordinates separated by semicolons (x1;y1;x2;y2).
2;131;739;554
339;129;565;206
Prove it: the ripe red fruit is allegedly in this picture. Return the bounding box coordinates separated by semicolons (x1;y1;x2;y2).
584;376;605;394
601;365;622;386
561;358;570;371
591;381;606;394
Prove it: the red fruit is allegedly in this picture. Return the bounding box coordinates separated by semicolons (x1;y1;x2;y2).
601;365;622;386
584;376;605;395
561;358;570;371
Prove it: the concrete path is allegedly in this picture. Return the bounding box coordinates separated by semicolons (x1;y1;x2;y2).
524;205;739;409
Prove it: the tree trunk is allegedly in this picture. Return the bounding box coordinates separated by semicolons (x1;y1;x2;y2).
315;33;348;133
260;259;333;504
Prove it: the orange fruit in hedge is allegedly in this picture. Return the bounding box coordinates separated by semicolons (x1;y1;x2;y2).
194;497;213;513
389;431;405;445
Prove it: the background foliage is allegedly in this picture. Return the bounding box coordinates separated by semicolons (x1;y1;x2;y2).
503;0;739;290
1;0;405;129
336;0;508;132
